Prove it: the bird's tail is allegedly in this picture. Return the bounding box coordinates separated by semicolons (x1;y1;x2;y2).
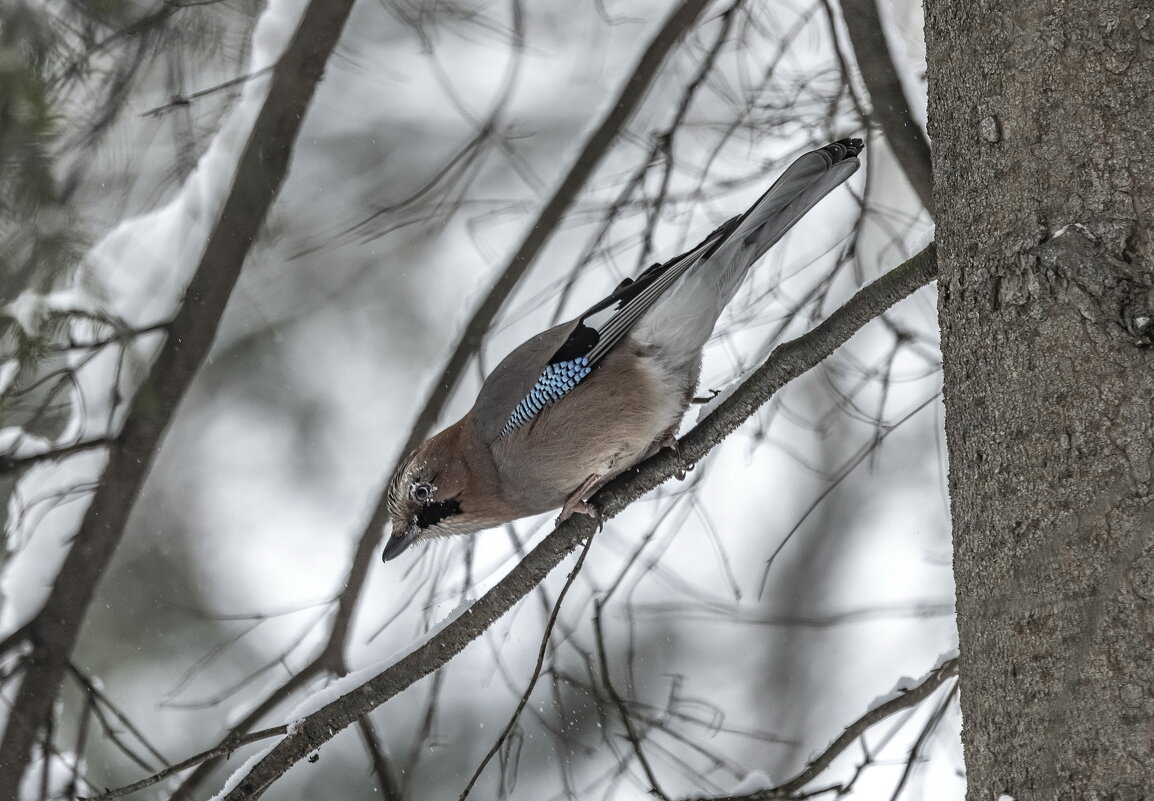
630;139;862;369
706;138;862;309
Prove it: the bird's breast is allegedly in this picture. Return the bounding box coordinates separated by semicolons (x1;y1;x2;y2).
490;340;695;516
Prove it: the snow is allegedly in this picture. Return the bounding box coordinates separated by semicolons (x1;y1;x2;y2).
730;769;774;794
4;293;48;337
207;739;281;801
867;648;958;713
0;429;48;459
909;222;936;256
285;595;476;722
1050;223;1092;240
19;753;79;801
695;370;751;422
0;362;16;397
2;287;105;339
0;0;309;629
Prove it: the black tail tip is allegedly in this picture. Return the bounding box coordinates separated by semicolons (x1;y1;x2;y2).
823;138;864;161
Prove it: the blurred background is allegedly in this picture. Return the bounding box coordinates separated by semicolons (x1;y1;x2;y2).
0;0;955;798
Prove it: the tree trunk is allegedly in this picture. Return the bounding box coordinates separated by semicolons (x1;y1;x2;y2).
926;1;1154;798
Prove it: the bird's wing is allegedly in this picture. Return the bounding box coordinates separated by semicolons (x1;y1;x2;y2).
494;138;862;439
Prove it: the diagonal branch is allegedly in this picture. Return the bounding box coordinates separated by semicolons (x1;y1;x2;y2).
840;0;935;217
0;1;359;796
167;4;716;794
218;245;938;800
688;655;959;800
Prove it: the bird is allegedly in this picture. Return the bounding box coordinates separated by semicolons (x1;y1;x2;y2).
383;138;863;561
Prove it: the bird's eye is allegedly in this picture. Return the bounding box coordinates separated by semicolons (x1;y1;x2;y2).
410;481;435;503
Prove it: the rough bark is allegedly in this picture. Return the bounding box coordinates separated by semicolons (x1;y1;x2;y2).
926;1;1154;798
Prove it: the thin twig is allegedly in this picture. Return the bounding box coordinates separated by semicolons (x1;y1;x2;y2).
593;601;673;801
68;664;171;778
78;726;289;801
0;438;114;475
458;531;598;801
355;716;402;801
886;682;959;801
686;656;959;801
838;0;934;216
142;65;276;117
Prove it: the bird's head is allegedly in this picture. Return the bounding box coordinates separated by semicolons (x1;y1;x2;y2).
382;424;504;561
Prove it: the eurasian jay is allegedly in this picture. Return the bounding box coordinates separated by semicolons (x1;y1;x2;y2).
383;138;862;561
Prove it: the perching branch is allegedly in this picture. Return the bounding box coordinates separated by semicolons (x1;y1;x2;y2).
216;245;939;800
0;1;359;795
168;2;716;795
458;532;597;801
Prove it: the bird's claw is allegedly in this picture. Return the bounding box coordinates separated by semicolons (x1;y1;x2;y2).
557;474;604;529
658;432;688;480
556;497;603;530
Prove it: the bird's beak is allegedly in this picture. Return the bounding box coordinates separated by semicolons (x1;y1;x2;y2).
382;521;419;562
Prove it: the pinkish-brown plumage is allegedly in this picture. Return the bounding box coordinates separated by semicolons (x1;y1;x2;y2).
383;139;863;560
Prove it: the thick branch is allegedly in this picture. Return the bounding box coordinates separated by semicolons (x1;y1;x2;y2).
218;246;938;800
0;2;357;795
840;0;935;216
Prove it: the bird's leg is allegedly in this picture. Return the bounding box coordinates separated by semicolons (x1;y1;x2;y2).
691;388;720;404
557;473;603;528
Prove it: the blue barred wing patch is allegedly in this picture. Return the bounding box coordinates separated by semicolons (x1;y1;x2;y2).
499;358;591;437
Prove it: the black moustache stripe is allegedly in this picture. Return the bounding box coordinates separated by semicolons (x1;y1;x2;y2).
416;498;462;529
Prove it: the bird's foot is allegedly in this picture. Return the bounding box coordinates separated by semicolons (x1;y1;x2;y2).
658;432;689;480
690;389;720;404
557;474;603;529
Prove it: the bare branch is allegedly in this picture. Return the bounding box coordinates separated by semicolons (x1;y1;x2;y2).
839;0;935;216
886;682;958;801
355;716;402;801
593;601;673;801
166;660;323;800
458;531;597;801
141;65;275;118
0;1;360;794
0;438;113;475
159;4;723;794
689;656;959;801
78;726;289;801
215;245;938;800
